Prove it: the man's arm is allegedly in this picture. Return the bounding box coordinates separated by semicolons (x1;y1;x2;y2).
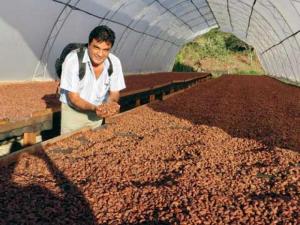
107;90;120;103
67;92;96;112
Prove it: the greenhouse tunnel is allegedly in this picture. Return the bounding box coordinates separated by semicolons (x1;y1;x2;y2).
0;0;300;84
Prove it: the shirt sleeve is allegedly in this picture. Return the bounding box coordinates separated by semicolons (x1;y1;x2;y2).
60;51;80;93
109;56;126;92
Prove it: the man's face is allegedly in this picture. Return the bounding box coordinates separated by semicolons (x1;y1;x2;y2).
88;39;112;66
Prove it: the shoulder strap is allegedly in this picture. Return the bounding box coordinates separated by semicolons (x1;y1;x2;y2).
107;56;113;76
77;47;86;80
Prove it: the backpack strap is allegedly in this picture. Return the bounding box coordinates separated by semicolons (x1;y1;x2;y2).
77;47;86;80
107;56;113;76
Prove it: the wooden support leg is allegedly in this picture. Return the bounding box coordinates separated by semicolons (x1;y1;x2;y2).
136;98;141;106
23;132;37;146
150;94;155;102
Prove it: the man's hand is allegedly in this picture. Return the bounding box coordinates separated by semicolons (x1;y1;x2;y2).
96;102;120;118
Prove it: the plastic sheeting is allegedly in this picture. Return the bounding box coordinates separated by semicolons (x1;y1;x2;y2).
0;0;299;83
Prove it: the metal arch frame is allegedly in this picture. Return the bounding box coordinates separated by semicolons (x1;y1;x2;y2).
207;0;232;32
216;2;285;78
34;0;300;80
156;0;209;32
98;0;130;54
175;6;211;25
136;1;218;70
154;0;194;32
99;0;128;28
260;0;300;53
224;0;298;80
33;0;81;80
245;0;257;38
160;0;215;32
37;0;200;79
259;0;300;49
227;0;255;40
242;8;290;79
50;0;180;45
191;0;209;26
204;0;219;28
113;0;208;56
258;0;300;81
226;0;234;31
141;1;195;41
96;0;126;25
112;0;157;54
34;0;184;80
249;25;290;80
113;1;191;59
234;2;280;46
141;20;217;73
247;27;279;75
113;2;190;72
245;26;277;75
186;15;215;26
247;27;283;77
138;20;187;73
136;24;185;72
256;0;299;81
227;3;254;40
263;31;300;54
214;2;276;48
114;1;169;68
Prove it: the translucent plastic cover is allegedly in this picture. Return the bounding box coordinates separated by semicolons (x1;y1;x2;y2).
0;0;299;84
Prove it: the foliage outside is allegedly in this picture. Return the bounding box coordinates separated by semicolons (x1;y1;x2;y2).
173;28;265;76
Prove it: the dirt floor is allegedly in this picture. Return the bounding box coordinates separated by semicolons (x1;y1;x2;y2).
0;72;205;122
0;75;299;224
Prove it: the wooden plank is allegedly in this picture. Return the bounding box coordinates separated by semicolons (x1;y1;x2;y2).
0;126;91;168
152;82;173;89
0;118;9;125
31;108;52;117
161;89;186;100
23;132;37;146
0;112;52;133
120;87;152;97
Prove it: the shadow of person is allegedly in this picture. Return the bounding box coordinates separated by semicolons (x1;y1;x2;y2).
40;94;61;142
41;94;60;109
0;148;98;225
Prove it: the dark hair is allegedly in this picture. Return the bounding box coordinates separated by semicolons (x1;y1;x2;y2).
88;25;115;46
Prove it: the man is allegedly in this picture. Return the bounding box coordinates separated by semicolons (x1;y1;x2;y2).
59;25;126;134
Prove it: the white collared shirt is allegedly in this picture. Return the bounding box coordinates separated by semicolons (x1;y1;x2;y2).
59;49;126;106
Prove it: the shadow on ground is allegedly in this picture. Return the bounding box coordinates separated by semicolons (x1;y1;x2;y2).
0;148;98;225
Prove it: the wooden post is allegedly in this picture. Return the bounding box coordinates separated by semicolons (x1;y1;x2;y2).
136;98;141;106
23;132;37;146
150;94;155;102
161;92;166;100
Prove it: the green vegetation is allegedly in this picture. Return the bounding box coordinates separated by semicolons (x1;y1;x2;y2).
173;28;265;76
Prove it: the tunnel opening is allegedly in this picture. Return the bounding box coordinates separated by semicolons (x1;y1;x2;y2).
173;28;265;77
